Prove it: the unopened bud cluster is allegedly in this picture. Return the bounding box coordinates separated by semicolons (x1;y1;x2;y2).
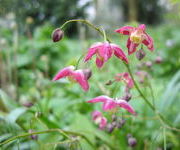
127;134;137;147
106;115;126;133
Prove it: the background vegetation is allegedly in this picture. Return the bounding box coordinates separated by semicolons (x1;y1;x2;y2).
0;0;180;150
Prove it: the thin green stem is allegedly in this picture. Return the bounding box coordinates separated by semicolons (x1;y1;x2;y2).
102;27;107;42
60;19;177;131
60;19;111;43
124;62;172;127
0;129;95;148
163;127;167;150
45;138;78;146
147;81;156;108
75;54;84;70
125;63;155;111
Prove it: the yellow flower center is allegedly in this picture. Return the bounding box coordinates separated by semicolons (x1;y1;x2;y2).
97;53;104;61
68;76;76;83
107;108;118;113
130;30;143;44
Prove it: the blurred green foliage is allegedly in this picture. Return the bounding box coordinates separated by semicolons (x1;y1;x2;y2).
0;0;89;36
0;23;180;149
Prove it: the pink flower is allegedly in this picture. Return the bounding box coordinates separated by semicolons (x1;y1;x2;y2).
84;42;128;68
92;110;107;129
115;24;154;55
52;66;89;91
87;96;136;115
115;72;134;88
135;71;149;83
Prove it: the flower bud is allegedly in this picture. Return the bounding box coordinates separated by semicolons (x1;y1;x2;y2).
155;56;162;64
111;114;117;121
111;121;117;127
136;49;146;60
145;61;152;68
23;102;33;108
83;69;92;80
122;92;132;101
28;130;38;140
105;80;114;86
128;137;137;147
116;119;126;128
106;123;115;133
127;133;132;138
52;28;64;42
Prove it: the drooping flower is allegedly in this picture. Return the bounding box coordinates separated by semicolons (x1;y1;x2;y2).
52;66;89;91
92;110;107;129
84;42;128;68
87;95;136;115
114;72;134;88
115;24;154;55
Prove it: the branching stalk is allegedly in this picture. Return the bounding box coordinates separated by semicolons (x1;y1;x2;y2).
0;129;95;148
60;19;175;128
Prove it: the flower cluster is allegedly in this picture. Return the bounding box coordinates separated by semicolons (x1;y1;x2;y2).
52;23;154;131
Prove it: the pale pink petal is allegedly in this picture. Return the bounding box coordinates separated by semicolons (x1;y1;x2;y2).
116;99;136;114
138;24;146;31
127;38;139;55
87;95;111;103
114;73;123;81
92;110;102;120
97;42;112;62
73;70;89;91
96;57;104;68
111;44;128;63
52;66;74;81
84;43;102;62
127;80;134;88
99;117;107;129
123;72;134;88
142;33;154;51
115;26;134;35
102;100;116;111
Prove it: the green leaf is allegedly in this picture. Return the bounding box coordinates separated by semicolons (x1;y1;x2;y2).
6;108;27;123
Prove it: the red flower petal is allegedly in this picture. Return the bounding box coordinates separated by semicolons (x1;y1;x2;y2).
115;26;134;35
116;99;136;115
111;44;128;63
127;38;139;55
73;70;89;91
52;66;74;81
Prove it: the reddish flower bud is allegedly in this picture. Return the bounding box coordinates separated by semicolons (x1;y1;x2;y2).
28;130;38;140
128;137;137;147
145;61;152;68
82;69;92;80
111;114;117;121
136;49;146;60
127;134;132;138
155;56;163;64
122;93;132;101
116;119;126;128
105;80;114;86
106;123;116;133
52;28;64;42
23;102;33;108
